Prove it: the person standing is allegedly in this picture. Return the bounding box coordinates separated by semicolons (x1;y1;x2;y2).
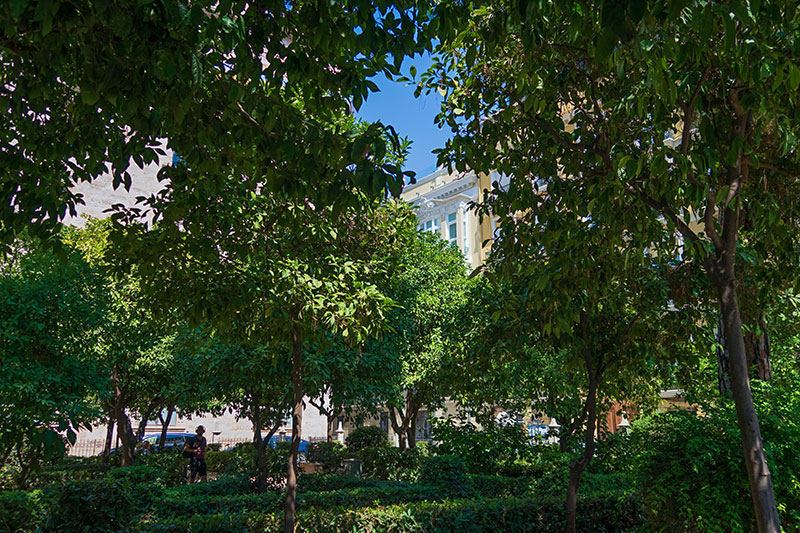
183;425;207;483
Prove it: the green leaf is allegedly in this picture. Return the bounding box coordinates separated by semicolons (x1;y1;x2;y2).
10;0;28;18
595;28;616;62
789;64;800;91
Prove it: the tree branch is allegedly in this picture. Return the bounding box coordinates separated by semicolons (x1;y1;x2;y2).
679;65;711;156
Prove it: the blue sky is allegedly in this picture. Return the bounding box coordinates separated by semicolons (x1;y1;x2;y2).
357;54;452;179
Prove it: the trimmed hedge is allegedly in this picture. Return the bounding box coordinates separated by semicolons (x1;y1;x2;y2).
134;494;644;532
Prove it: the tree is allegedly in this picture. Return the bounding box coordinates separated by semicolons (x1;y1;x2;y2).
0;236;106;487
460;211;696;533
369;231;471;449
194;337;292;492
62;219;180;466
428;1;800;529
1;0;431;246
109;183;417;531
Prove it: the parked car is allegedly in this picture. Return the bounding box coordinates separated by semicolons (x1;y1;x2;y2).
141;432;196;451
220;436;310;453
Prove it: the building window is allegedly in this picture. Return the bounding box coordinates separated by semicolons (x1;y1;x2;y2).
447;213;457;245
420;218;440;234
379;412;389;433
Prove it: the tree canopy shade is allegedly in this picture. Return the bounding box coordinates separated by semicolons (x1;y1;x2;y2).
0;0;433;247
428;0;800;530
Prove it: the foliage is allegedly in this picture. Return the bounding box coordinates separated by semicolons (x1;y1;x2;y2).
132;494;643;532
305;441;345;473
0;490;46;533
429;0;800;525
43;479;142;532
368;232;473;448
628;410;750;532
0;237;106;487
345;426;389;453
1;0;431;246
418;455;472;499
297;474;406;493
204;444;287;483
628;382;800;533
431;419;543;475
358;446;425;482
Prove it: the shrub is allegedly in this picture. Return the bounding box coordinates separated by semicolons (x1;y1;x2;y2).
297;493;643;532
106;464;170;488
135;452;189;486
43;479;139;532
305;441;345;472
167;474;253;497
628;409;752;532
418;455;472;498
432;418;542;474
345;426;388;452
27;457;111;488
297;473;405;493
359;445;423;482
0;490;47;532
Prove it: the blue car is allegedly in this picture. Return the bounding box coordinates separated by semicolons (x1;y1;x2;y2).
267;435;310;452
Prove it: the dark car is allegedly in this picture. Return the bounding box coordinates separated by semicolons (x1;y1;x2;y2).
141;432;196;452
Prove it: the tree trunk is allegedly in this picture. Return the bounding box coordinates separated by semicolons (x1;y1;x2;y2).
717;310;772;394
564;377;598;533
389;407;407;450
251;391;269;493
102;411;115;463
136;398;160;441
716;277;781;532
406;396;420;449
112;386;136;466
158;406;174;453
285;326;303;533
744;310;772;382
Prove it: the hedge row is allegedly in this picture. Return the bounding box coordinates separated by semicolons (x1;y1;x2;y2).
134;494;644;532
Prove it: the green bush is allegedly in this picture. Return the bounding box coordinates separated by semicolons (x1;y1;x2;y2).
418;455;472;498
0;490;47;532
345;426;388;452
132;511;278;532
106;464;170;488
297;473;405;493
359;445;423;482
628;384;800;532
305;441;345;472
432;418;543;475
43;479;139;532
468;474;537;498
167;474;253;497
136;493;642;532
628;409;751;532
26;457;111;488
135;452;189;486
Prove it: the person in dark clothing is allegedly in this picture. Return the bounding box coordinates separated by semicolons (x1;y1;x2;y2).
183;425;207;483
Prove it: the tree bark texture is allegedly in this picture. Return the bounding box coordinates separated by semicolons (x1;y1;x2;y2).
716;279;781;532
389;407;408;450
285;326;303;533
